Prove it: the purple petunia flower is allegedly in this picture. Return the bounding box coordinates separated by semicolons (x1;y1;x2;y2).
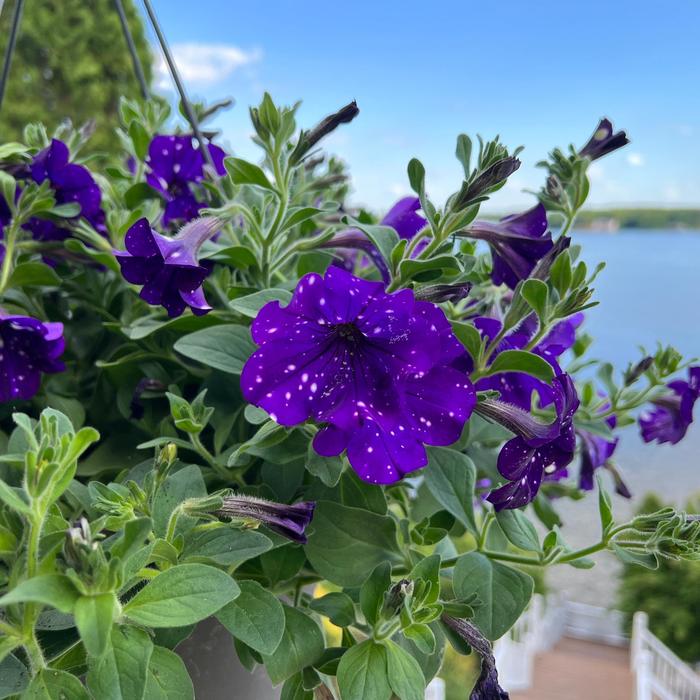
467;203;553;289
241;266;476;484
323;197;427;281
146;135;227;227
115;217;220;317
218;494;315;544
639;367;700;445
579;118;629;161
24;139;106;241
467;314;583;410
0;312;65;402
577;414;619;492
481;373;580;510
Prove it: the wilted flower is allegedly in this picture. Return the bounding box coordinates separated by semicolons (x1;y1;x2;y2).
466;203;553;289
481;373;580;510
639;367;700;445
0;312;65;402
454;156;521;211
24;138;106;241
146;135;227;226
115;217;220;317
579;118;629;161
441;616;509;700
415;282;472;304
241;266;475;483
218;494;316;544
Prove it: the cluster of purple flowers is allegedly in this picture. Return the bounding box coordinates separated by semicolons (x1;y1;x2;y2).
241;266;476;483
640;367;700;445
0;312;65;403
145;135;226;226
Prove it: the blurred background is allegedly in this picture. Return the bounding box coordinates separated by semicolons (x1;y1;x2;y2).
1;1;698;697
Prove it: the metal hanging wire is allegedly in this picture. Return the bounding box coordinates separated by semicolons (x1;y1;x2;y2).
0;0;218;175
0;0;25;112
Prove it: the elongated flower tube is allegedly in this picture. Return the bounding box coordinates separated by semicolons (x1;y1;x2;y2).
0;312;65;402
115;217;220;317
465;203;553;289
218;495;315;544
579;118;629;161
241;266;475;483
146;135;227;226
481;373;580;510
639;367;700;445
441;616;509;700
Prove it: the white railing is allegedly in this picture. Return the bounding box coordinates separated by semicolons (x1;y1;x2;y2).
631;611;700;700
563;600;628;646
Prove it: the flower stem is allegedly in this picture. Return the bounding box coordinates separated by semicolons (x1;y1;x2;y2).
0;219;20;296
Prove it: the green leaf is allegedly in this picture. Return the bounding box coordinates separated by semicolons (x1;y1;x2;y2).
611;544;658;570
86;625;153;700
280;674;313;700
453;552;534;640
424;447;477;534
282;206;325;231
174;324;255;375
343;217;399;270
455;134;473;177
486;349;555;383
216;580;285;655
128;120;150;160
550;249;572;296
304;501;401;587
74;593;118;657
152;464;207;538
0;143;27;159
124;182;160;209
385;639;426;700
360;562;391;626
0;481;30;515
0;654;28;699
309;592;356;628
306;446;344;487
407;159;426;196
225;157;274;190
403;624;436;654
181;526;272;567
262;606;324;685
124;564;240;627
203;245;257;269
597;473;614;536
451;321;484;361
336;640;391;700
398;255;460;282
0;575;79;614
495;510;541;552
145;646;194;700
520;279;549;319
230;289;292;318
8;263;61;288
21;670;89;700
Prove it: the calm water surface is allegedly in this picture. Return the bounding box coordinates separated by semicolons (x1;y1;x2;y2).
549;229;700;603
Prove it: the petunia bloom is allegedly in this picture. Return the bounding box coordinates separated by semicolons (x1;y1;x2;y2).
0;312;65;402
579;118;629;161
639;367;700;445
218;494;315;543
115;217;220;317
241;266;476;484
24;139;106;241
466;203;553;289
146;135;227;226
577;413;620;492
481;373;580;510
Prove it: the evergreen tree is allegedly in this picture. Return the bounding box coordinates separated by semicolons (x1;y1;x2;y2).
0;0;152;153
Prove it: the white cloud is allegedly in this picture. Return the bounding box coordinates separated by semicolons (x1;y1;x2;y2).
626;152;645;167
155;43;262;89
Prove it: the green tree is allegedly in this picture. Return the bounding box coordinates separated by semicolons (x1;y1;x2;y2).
0;0;152;154
618;493;700;663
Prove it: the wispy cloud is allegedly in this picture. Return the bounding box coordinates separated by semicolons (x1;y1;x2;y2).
626;152;645;167
155;43;262;90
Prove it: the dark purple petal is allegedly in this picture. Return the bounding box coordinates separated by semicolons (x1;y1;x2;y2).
380;197;427;240
0;313;65;402
579;118;629;161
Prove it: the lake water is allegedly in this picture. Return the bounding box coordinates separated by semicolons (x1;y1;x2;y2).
548;229;700;604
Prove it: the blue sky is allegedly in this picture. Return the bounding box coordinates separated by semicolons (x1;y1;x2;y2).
145;0;700;212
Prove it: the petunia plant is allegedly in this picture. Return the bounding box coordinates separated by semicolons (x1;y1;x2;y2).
0;95;698;700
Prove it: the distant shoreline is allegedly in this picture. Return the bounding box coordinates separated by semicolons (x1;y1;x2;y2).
559;208;700;231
